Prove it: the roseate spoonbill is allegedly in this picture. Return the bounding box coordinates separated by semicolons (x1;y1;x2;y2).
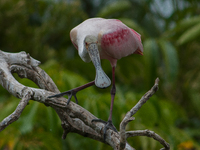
49;18;143;139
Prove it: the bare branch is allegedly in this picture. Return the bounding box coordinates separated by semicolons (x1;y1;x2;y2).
0;50;40;67
126;130;170;150
0;49;121;148
119;78;169;150
0;50;169;150
123;78;159;119
0;88;32;131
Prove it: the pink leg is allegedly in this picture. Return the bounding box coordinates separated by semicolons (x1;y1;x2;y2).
108;67;116;121
48;81;95;104
92;67;117;140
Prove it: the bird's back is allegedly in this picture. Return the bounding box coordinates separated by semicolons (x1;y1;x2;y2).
70;18;143;66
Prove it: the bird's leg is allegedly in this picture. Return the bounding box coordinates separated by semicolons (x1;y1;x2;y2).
92;67;118;140
48;81;95;105
108;66;116;121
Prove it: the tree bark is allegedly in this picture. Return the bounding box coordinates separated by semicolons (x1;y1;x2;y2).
0;50;170;150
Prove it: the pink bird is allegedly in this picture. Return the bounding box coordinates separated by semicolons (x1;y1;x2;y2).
49;18;143;139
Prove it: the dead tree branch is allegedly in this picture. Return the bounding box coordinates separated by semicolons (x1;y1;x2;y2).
119;78;170;150
126;130;170;150
0;50;170;150
0;88;31;132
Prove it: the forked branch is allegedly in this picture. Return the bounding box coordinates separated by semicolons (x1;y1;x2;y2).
119;78;170;150
0;50;169;150
0;88;31;132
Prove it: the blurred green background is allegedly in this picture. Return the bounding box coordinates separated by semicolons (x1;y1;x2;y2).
0;0;200;150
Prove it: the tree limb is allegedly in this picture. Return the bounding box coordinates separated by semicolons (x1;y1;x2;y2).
126;130;170;150
0;87;31;131
119;78;170;150
0;50;170;150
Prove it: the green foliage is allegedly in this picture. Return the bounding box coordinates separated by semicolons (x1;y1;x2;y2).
167;15;200;36
158;39;179;83
0;0;87;62
97;1;131;18
143;39;159;87
1;60;199;150
0;0;200;150
177;22;200;45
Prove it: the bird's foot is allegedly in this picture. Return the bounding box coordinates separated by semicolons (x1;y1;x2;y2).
92;119;118;141
48;89;78;105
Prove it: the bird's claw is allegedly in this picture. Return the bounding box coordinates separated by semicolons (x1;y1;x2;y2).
48;89;78;105
92;119;118;141
65;90;78;105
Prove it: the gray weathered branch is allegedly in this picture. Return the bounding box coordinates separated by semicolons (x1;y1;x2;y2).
0;88;31;132
119;78;170;150
0;50;170;150
126;130;170;150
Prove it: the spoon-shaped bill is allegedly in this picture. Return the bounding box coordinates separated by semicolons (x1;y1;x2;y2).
86;39;111;88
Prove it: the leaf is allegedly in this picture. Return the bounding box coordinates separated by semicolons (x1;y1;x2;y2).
0;97;19;121
135;98;158;128
97;1;131;18
143;39;159;87
19;102;39;134
46;107;58;134
190;90;200;116
172;15;200;33
158;39;179;82
177;22;200;45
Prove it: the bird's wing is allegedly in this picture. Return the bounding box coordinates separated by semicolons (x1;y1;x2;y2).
99;21;143;61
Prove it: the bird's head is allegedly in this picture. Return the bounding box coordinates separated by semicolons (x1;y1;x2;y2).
84;35;98;49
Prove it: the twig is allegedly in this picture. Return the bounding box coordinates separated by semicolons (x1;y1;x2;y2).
119;78;166;150
0;88;32;131
126;130;170;150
